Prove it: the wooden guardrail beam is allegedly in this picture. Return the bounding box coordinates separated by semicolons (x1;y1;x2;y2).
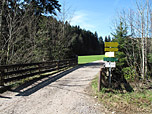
0;58;78;87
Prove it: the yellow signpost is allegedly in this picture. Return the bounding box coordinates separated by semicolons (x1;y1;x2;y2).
105;42;119;47
104;48;118;52
103;42;119;86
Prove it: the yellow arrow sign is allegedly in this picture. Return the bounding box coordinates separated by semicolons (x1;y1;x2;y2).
105;42;119;47
105;48;118;52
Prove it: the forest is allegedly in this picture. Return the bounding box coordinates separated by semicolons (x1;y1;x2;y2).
0;0;105;65
111;0;152;80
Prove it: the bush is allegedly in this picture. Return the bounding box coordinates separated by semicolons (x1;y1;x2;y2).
122;67;136;81
148;54;152;63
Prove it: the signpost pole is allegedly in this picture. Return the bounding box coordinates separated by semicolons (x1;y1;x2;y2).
104;42;119;87
109;62;111;86
98;68;102;92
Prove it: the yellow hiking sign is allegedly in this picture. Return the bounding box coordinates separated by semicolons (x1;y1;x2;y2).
105;42;119;47
104;48;118;52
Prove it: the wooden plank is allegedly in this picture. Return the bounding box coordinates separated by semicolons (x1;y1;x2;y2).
0;61;55;69
4;64;57;76
4;67;58;83
1;58;78;84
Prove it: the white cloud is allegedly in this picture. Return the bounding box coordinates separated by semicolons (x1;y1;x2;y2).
71;14;85;24
70;11;95;30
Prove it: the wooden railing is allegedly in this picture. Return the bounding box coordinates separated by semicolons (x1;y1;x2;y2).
0;58;78;86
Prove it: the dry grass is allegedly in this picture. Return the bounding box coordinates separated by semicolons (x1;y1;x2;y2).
91;76;152;114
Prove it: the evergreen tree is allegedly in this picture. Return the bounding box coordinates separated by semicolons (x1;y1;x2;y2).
0;0;103;65
112;22;128;68
99;36;104;54
24;0;61;15
105;36;108;42
112;21;141;80
108;35;111;42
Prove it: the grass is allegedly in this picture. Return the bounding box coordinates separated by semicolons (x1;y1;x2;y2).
91;76;152;114
78;55;104;64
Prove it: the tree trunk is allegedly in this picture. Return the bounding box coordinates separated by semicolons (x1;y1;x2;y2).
141;14;145;79
0;0;4;39
145;0;149;79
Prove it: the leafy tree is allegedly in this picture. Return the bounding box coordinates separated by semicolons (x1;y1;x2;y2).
0;0;61;65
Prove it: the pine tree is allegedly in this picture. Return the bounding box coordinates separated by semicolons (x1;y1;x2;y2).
112;21;142;80
99;36;104;54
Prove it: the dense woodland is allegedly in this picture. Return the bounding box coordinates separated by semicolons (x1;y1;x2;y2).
112;0;152;80
0;0;105;65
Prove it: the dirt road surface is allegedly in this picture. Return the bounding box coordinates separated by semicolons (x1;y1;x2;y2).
0;61;112;114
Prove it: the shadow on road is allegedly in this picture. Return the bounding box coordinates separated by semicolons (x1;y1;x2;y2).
14;66;80;96
10;61;104;96
79;62;104;68
0;95;12;99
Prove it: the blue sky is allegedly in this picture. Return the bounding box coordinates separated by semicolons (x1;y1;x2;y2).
58;0;136;38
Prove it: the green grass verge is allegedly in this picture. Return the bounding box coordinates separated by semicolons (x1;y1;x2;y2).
91;76;152;113
78;55;104;64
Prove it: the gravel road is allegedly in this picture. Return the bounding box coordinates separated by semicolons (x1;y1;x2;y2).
0;61;111;114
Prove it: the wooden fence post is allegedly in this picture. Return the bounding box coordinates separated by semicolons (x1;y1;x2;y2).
0;69;4;86
98;68;102;92
57;60;59;70
76;55;78;65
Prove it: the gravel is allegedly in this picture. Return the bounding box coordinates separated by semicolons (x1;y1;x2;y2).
0;60;111;114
